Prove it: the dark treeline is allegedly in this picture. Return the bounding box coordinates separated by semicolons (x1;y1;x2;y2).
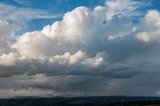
0;96;160;106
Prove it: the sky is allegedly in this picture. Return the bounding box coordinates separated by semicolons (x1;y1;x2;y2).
0;0;160;98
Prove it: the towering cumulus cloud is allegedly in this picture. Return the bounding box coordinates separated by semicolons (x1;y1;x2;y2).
0;0;160;98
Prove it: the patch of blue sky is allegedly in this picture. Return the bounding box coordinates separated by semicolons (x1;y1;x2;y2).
0;0;106;34
1;0;160;35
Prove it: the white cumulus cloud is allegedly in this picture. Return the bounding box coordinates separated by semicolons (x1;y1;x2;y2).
1;0;160;98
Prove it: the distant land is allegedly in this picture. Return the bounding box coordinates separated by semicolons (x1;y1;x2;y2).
0;96;160;106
